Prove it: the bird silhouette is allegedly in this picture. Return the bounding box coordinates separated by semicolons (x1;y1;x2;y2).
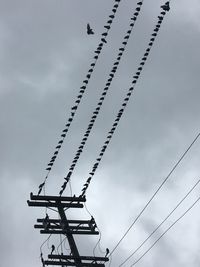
87;23;94;35
161;1;170;11
105;248;110;257
107;20;112;24
104;25;110;30
102;32;108;37
39;182;45;189
51;245;55;255
38;187;42;195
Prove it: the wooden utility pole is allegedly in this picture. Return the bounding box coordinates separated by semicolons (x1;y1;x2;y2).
28;193;109;266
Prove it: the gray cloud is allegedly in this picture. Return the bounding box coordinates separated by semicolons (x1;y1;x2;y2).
1;0;200;266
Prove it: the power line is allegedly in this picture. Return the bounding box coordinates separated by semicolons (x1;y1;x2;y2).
37;0;123;195
79;3;170;198
109;130;200;258
59;0;145;196
84;203;107;260
119;177;200;266
129;193;200;266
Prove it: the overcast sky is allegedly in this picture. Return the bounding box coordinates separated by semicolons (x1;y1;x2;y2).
1;0;200;266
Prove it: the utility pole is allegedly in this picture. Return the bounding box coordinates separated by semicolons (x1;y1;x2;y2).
28;193;109;266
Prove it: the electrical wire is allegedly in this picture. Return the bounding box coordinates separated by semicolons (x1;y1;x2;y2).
119;177;200;266
59;0;145;196
40;234;52;254
79;2;170;198
129;193;200;266
36;0;123;195
46;207;59;213
84;203;107;259
109;130;200;258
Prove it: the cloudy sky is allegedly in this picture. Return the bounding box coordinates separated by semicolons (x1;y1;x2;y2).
1;0;200;266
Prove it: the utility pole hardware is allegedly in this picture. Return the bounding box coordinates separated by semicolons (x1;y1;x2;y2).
28;193;109;266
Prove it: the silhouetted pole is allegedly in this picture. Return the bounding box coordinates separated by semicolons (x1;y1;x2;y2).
56;200;82;267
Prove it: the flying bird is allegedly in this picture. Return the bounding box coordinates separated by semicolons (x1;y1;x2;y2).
87;23;94;35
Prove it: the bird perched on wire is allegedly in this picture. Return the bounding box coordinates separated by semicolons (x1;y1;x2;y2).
105;248;110;257
51;245;55;255
161;1;170;11
87;23;94;35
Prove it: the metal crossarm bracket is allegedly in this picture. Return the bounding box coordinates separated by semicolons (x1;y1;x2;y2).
27;193;86;209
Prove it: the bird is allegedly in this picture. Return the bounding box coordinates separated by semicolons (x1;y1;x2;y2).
161;1;170;11
51;245;55;255
101;38;107;43
105;248;110;257
87;23;94;35
39;182;45;189
64;177;69;182
37;187;42;195
61;182;67;190
71;105;77;110
102;32;108;36
104;25;110;30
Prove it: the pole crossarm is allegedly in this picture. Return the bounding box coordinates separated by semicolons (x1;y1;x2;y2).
30;192;86;202
40;229;99;235
49;254;109;262
27;201;83;208
44;261;106;266
28;193;86;209
37;219;92;224
35;216;98;234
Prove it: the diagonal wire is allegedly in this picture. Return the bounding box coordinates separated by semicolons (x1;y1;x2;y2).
84;203;107;259
40;234;52;254
129;193;200;266
79;3;170;198
119;177;200;266
36;0;123;195
59;0;145;196
109;130;200;258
